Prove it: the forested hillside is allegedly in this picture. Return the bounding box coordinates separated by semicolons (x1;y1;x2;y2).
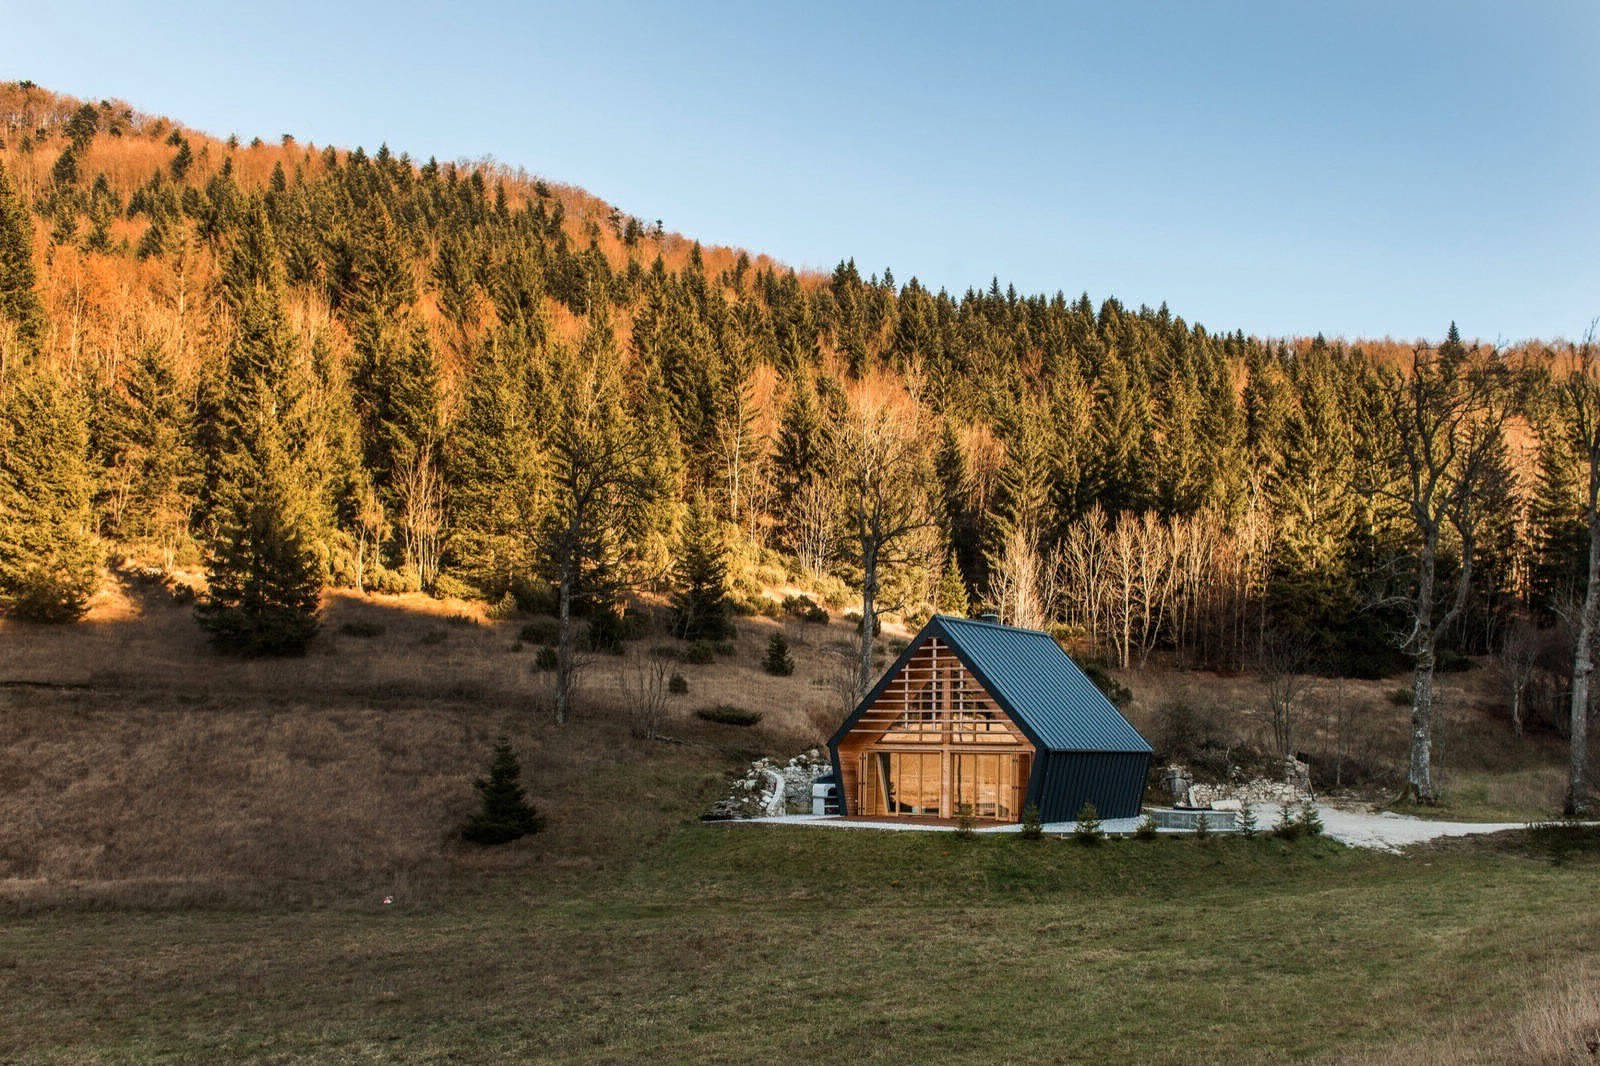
1;83;1596;809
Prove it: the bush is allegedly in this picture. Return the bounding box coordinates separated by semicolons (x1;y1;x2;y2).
1019;803;1043;840
1274;803;1302;840
1436;647;1476;673
339;620;386;638
1389;687;1414;707
1134;814;1159;840
1299;799;1324;836
520;619;560;645
954;803;977;838
1073;802;1103;844
715;640;737;656
431;573;475;601
783;594;829;624
683;641;716;665
460;738;544;845
668;672;688;694
534;647;558;671
584;606;628;654
1155;699;1229;765
695;705;762;727
420;629;447;646
763;632;796;676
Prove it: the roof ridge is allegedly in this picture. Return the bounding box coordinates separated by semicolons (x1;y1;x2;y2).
934;613;1053;638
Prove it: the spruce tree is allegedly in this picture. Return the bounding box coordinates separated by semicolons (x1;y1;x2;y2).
195;212;323;655
0;369;99;621
100;344;194;565
762;631;795;676
0;160;44;354
671;494;734;641
935;555;970;617
461;738;544;845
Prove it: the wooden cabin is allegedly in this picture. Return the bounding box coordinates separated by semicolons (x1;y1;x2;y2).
828;615;1152;822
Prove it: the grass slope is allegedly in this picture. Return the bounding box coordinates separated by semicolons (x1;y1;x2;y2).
4;827;1599;1064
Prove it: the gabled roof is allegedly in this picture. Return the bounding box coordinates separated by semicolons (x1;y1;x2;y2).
830;615;1152;754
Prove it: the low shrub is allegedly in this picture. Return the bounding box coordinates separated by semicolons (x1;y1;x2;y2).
1073;802;1103;844
339;620;386;638
954;803;977;838
420;630;447;646
1019;803;1043;840
533;647;558;671
1274;803;1302;840
1238;802;1258;838
695;705;763;727
715;640;737;657
1134;814;1159;840
520;619;560;645
668;672;688;694
1389;687;1414;707
431;573;475;601
584;607;627;654
683;641;716;665
782;594;829;624
1436;647;1476;673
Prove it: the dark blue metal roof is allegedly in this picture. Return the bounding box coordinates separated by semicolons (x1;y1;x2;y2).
830;615;1152;754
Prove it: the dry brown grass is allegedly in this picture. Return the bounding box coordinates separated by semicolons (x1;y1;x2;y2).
0;573;888;908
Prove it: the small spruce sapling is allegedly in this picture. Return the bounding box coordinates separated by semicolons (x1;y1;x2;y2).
461;738;544;845
954;802;976;839
1193;811;1211;842
762;631;796;676
1073;802;1103;844
1019;802;1043;840
1299;798;1324;836
668;672;688;694
1274;802;1301;840
1134;814;1159;841
1238;802;1258;839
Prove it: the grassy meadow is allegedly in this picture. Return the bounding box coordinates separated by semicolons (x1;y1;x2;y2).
1;573;1596;1063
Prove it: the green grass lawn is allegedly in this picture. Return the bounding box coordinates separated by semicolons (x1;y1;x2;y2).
5;824;1599;1065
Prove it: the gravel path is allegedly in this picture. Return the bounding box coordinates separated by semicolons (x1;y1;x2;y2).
742;806;1543;852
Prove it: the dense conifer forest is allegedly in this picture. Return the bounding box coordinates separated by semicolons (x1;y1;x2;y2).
1;83;1596;809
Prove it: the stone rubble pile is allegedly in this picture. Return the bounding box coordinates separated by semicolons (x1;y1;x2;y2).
703;748;832;820
1165;757;1313;810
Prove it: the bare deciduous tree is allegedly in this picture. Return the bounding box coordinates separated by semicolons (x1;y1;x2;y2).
1495;614;1542;739
396;447;443;592
1553;326;1600;814
1254;628;1314;758
1359;338;1509;804
836;376;931;697
617;650;674;740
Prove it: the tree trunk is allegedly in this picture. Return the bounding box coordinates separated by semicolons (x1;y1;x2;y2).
858;543;877;701
1408;646;1437;804
556;560;573;725
1568;526;1599;816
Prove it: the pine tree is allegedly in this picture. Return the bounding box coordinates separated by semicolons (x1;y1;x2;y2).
762;631;795;676
0;160;44;356
0;369;99;621
195;213;323;655
460;738;544;845
671;494;734;641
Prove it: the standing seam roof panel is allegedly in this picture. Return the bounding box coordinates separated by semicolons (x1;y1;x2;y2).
934;616;1153;754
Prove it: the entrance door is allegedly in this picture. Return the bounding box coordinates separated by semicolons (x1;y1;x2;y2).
951;753;1023;820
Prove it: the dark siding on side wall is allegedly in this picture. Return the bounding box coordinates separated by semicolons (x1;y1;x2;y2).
1031;751;1150;821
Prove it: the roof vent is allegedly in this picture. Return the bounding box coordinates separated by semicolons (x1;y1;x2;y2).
977;611;1001;624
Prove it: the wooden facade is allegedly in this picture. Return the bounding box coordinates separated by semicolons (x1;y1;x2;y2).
834;638;1035;821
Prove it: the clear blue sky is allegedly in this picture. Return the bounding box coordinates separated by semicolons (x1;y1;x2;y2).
5;0;1596;342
